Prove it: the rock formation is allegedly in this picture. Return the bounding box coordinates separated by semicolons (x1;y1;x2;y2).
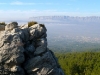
0;22;64;75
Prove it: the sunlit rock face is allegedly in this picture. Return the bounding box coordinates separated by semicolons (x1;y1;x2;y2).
0;22;64;75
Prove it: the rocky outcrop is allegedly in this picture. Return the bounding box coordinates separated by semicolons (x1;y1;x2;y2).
0;22;64;75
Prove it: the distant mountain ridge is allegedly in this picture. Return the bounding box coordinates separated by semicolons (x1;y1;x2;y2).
30;16;100;19
30;16;100;24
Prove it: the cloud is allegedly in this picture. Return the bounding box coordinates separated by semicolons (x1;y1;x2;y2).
10;1;23;5
0;1;55;5
10;1;36;5
0;1;35;5
10;1;55;5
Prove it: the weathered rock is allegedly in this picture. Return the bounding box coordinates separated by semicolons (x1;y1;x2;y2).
0;22;64;75
5;22;18;31
34;46;47;55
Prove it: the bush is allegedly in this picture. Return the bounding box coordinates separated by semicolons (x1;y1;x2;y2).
28;21;37;27
0;22;6;25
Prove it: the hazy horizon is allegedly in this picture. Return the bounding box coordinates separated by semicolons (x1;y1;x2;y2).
1;0;100;20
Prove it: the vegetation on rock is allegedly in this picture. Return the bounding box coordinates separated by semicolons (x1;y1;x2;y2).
0;22;6;25
28;21;37;27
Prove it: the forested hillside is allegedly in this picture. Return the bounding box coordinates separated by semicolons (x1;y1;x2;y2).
55;52;100;75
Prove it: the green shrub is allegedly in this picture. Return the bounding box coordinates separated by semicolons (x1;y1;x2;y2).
56;52;100;75
28;21;37;27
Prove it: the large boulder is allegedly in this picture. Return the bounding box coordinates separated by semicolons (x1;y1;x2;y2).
0;22;64;75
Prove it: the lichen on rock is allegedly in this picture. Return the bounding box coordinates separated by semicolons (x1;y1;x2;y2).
0;22;64;75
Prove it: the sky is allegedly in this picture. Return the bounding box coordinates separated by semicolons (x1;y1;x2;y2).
0;0;100;20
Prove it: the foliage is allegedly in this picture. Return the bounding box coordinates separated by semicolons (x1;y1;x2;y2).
28;21;37;27
0;22;6;25
55;52;100;75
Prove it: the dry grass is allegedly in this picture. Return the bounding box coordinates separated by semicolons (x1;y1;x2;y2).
28;21;37;27
0;22;6;25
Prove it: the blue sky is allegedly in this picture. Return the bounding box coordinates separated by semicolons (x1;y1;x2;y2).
0;0;100;20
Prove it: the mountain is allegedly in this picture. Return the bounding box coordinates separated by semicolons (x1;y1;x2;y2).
29;16;100;24
29;16;100;52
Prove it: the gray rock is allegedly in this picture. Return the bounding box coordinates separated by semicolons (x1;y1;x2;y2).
0;33;25;75
36;38;47;47
5;22;18;31
34;46;47;55
24;44;35;58
0;22;64;75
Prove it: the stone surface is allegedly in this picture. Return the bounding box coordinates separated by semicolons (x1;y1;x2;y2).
0;22;64;75
5;22;18;31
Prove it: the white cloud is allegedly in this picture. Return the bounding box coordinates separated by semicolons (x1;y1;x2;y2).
10;1;23;5
0;1;55;5
10;1;36;5
10;1;56;5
